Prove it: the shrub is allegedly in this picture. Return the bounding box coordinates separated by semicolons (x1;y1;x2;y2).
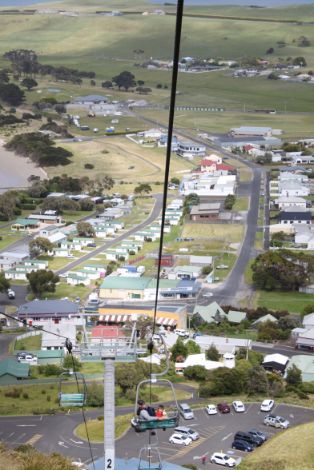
46;395;51;402
97;415;104;421
22;392;29;399
4;388;21;398
198;383;213;398
301;382;314;394
84;163;94;169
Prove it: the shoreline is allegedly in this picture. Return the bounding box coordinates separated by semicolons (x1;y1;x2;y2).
0;139;47;194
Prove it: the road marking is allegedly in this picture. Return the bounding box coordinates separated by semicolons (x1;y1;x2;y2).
58;441;69;449
25;434;43;446
8;432;15;438
222;432;233;441
70;438;84;444
17;424;37;427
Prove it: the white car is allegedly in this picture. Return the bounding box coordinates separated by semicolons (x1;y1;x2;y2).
206;404;218;415
260;399;275;412
210;452;236;467
203;292;213;297
175;329;189;338
232;400;245;413
169;433;192;446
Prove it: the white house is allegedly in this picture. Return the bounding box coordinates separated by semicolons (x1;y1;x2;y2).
274;196;307;210
66;272;91;286
295;225;314;249
278;181;310;197
180;174;236;197
177;141;206;159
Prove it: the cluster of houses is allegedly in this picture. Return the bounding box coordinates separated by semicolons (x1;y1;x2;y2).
269;166;313;249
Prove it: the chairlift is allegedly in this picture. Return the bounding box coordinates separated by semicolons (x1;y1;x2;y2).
132;334;179;432
138;446;162;470
58;371;87;408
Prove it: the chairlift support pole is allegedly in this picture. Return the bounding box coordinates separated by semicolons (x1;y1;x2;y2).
104;357;115;470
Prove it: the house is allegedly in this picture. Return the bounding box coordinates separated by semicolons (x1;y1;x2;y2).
11;218;39;232
302;312;314;329
278;181;310;197
274;196;308;210
105;249;129;262
291;154;314;165
194;335;251;355
285;355;314;382
154;254;174;267
174;353;231;374
0;359;30;385
252;313;278;327
176;141;206;159
116;265;145;277
294;225;314;249
262;353;289;374
139;128;163;141
219;135;282;150
28;213;63;224
190;255;213;265
167;265;202;281
99;276;152;301
278;210;312;225
190;203;221;221
158;134;178;151
227;310;247;324
17;300;80;324
296;328;314;351
72;237;95;250
179;174;236;197
145;279;202;301
66;271;91;286
0;251;28;271
193;302;228;324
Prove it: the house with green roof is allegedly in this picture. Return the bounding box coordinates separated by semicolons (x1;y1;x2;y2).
285;355;314;382
67;271;91;286
11;218;39;232
0;358;30;385
193;302;228;324
100;276;152;300
227;310;247;324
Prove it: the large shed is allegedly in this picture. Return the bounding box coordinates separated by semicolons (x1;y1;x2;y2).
0;359;29;385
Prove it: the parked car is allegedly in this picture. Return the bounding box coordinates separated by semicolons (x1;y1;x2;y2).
216;264;228;269
264;415;289;429
174;426;199;441
231;439;254;452
178;403;194;420
232;400;245;413
169;433;192;446
260;399;275;412
175;329;189;338
87;243;97;247
17;352;31;361
217;402;230;414
206;404;218;415
192;332;202;339
234;431;263;447
7;289;15;299
248;429;267;442
210;452;236;467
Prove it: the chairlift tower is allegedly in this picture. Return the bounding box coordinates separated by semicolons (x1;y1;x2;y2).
77;323;138;470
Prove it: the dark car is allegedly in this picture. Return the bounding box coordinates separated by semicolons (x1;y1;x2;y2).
87;243;97;248
231;439;254;452
234;431;263;447
249;429;267;442
217;402;230;414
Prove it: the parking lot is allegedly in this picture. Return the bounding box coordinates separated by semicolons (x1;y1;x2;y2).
119;402;314;467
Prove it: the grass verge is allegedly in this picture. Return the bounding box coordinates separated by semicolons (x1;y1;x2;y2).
75;413;133;443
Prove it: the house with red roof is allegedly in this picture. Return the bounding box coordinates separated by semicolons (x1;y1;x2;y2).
199;159;234;176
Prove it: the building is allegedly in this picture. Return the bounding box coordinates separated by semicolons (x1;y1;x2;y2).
0;359;30;385
278;210;312;225
17;300;80;324
167;265;202;281
227;310;247;324
74;95;108;105
285;355;314;382
303;312;314;329
194;335;251;355
193;302;227;324
190;203;221;221
41;323;76;350
251;313;278;327
274;196;308;210
262;353;289;374
180;174;236;197
174;353;234;374
11;218;39;231
230;126;273;137
177;141;206;159
28;213;64;224
295;328;314;351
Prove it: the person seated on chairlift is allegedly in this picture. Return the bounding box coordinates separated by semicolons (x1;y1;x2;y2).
137;400;157;421
156;404;167;419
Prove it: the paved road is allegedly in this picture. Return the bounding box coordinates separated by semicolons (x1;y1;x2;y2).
1;403;314;468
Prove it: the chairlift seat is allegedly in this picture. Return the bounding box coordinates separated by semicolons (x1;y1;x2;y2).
59;393;85;407
133;413;179;432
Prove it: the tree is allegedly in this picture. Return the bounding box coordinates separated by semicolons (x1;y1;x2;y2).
210;367;243;395
102;80;113;88
29;237;54;257
170;177;180;186
27;270;59;297
171;338;188;361
63;354;82;371
112;71;136;91
251;250;309;291
0;272;10;293
302;303;314;318
136;86;152;94
205;344;219;361
247;366;268;395
286;364;302;388
184;365;207;381
116;363;143;394
268;72;280;80
201;265;212;276
134;183;152;196
186;340;201;355
293;56;307;66
266;47;274;54
76;221;95;238
21;78;38;90
0;83;25;106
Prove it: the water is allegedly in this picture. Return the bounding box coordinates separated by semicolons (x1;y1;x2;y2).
151;0;314;5
0;0;58;6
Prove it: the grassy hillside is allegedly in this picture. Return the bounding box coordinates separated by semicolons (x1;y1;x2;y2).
238;421;314;470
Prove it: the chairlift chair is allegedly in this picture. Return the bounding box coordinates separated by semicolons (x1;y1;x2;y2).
59;371;87;408
138;446;162;470
132;334;179;432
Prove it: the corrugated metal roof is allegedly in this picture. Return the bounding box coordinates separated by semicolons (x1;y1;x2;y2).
18;300;79;316
100;276;151;290
0;359;29;378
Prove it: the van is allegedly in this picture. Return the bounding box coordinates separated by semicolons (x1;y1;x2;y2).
234;431;262;447
179;403;194;420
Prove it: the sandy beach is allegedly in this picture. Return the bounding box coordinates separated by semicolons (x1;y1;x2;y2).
0;139;46;193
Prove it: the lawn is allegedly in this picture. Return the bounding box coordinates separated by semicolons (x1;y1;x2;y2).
0;230;26;251
254;290;314;314
13;334;42;352
239;421;314;470
232;197;249;212
43;280;91;302
75;414;133;443
182;223;244;243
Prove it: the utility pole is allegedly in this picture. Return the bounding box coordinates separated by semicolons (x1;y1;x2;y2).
104;358;115;470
